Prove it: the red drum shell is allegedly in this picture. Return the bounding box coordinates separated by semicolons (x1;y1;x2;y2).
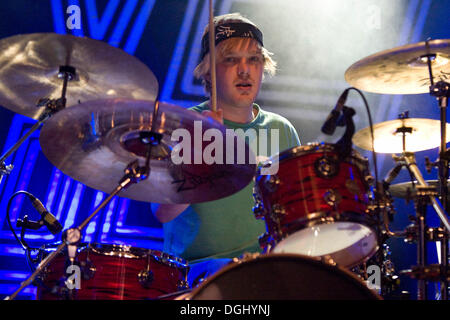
255;143;372;240
36;243;188;300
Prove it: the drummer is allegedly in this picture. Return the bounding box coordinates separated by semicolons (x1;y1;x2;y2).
152;12;300;286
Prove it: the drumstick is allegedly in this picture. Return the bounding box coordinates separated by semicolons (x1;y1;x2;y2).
208;0;217;112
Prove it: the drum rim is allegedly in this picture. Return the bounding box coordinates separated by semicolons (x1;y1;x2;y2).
273;221;380;268
262;142;369;166
186;253;382;300
39;242;188;268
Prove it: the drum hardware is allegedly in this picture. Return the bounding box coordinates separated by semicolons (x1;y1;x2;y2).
0;32;159;189
400;264;450;282
323;189;342;208
263;174;280;192
0;65;73;187
426;48;450;301
0;33;158;120
352;118;450;154
34;242;189;300
389;152;449;300
79;257;96;281
138;256;155;288
38;98;256;204
346;38;450;298
254;143;378;268
314;155;340;178
5;147;156;299
351;244;401;298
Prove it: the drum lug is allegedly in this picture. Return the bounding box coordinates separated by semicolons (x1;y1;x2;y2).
252;202;267;219
323;189;342;208
80;258;96;280
314;155;339;179
177;279;189;290
258;232;271;248
263;175;280;192
271;204;286;216
138;269;154;288
364;174;374;186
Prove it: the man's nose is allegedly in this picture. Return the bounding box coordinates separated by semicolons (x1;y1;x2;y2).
237;58;250;76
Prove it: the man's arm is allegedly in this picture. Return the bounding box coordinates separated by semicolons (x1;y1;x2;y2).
152;203;190;223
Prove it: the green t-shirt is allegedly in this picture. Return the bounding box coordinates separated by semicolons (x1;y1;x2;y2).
162;102;301;262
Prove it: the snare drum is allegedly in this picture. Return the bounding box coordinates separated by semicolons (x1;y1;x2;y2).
253;143;378;268
185;253;381;300
36;243;189;300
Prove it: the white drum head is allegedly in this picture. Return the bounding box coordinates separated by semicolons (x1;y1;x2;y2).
272;222;378;268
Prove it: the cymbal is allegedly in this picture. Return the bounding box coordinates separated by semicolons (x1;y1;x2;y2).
388;180;450;199
0;33;158;120
39;99;256;204
345;39;450;94
352;118;450;153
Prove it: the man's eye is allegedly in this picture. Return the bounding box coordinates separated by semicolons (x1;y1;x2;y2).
250;56;262;63
224;57;236;63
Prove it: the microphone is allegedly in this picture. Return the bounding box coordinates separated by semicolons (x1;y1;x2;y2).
321;89;350;135
27;194;63;234
382;163;403;190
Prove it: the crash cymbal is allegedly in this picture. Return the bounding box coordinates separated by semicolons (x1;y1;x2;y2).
345;39;450;94
388;180;450;199
352;118;450;153
0;33;158;119
39;99;256;204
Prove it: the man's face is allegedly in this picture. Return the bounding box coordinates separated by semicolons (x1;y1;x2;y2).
213;38;264;110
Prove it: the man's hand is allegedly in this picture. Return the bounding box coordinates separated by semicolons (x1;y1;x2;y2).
152;203;190;223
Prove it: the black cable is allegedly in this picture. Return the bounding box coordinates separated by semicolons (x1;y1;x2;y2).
346;87;380;191
6;190;41;271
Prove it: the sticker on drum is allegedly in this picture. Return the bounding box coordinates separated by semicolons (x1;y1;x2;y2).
254;143;379;268
35;242;189;300
185;253;381;300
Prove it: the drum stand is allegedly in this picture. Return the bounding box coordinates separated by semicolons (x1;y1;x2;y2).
424;48;450;299
389;152;450;300
0;65;75;187
4;102;163;300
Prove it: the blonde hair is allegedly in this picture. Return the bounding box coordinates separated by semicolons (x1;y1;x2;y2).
194;13;277;93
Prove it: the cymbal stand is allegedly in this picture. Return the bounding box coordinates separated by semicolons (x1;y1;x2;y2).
4;157;155;299
393;152;450;299
0;65;75;186
425;44;450;299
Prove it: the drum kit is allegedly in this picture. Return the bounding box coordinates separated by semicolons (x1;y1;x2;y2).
0;30;449;300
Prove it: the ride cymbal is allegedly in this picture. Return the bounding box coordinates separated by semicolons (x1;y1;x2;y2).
0;33;158;119
345;39;450;94
352;118;450;153
388;180;450;199
39;99;256;204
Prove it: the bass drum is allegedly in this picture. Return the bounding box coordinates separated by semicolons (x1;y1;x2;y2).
185;253;381;300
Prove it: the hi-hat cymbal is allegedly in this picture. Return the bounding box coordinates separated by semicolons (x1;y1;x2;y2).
345;39;450;94
352;118;450;153
39;99;256;204
389;180;450;199
0;33;158;119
